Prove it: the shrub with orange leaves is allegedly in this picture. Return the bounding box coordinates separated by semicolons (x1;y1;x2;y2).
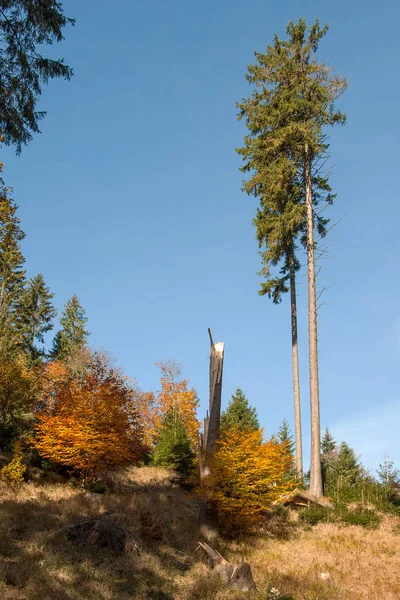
200;426;297;534
33;352;144;478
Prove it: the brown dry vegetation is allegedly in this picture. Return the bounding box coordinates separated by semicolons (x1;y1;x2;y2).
1;466;400;600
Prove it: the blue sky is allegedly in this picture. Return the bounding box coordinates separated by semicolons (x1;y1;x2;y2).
2;0;399;472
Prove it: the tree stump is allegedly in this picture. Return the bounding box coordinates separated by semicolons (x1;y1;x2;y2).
197;542;256;592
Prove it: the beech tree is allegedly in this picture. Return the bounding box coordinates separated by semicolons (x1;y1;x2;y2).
34;351;144;477
0;0;74;152
201;426;296;534
238;18;347;496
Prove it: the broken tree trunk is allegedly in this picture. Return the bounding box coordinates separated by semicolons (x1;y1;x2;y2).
197;542;256;592
204;328;224;458
197;329;225;540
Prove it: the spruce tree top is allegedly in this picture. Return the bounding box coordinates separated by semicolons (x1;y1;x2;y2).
236;19;347;300
221;387;259;432
277;419;295;457
0;0;74;152
51;295;89;360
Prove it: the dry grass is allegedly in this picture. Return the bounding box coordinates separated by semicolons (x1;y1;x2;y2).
1;467;400;599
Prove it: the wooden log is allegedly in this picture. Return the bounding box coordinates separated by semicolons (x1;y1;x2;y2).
197;542;256;592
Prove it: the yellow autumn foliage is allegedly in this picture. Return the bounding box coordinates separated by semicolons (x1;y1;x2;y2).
201;426;296;534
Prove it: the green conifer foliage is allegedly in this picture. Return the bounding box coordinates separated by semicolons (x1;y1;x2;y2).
321;427;336;455
15;273;56;360
152;412;195;484
0;0;74;152
220;387;259;433
277;419;295;457
51;295;89;360
0;177;26;354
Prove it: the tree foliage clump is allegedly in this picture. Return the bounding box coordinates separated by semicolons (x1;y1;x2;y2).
201;426;296;534
152;411;195;483
0;0;74;152
1;441;26;483
0;355;36;448
34;351;144;478
221;387;259;433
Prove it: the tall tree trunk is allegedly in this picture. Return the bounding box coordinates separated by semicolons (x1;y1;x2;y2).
288;246;303;478
305;144;323;498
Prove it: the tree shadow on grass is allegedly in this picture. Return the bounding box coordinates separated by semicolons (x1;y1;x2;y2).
0;485;197;600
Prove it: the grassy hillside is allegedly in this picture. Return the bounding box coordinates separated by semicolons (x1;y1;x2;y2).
1;467;399;600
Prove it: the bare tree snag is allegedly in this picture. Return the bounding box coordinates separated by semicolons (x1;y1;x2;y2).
197;330;225;540
205;330;224;457
197;542;256;592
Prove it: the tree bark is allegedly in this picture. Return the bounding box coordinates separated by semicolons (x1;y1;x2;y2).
288;246;303;478
305;144;323;498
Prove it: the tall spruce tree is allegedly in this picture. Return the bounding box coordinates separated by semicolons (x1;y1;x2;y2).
0;176;26;354
237;19;347;497
15;273;56;360
51;294;89;360
221;387;259;433
0;0;74;152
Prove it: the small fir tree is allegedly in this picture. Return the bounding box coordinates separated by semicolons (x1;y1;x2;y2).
321;427;337;494
221;387;259;433
152;411;195;483
277;419;295;456
51;295;89;359
321;427;336;455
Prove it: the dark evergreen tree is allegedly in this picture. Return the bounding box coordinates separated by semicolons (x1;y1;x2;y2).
51;295;89;359
152;411;195;484
277;419;295;457
321;427;336;455
237;19;347;497
0;178;26;354
221;387;259;433
0;0;74;152
15;273;56;360
335;441;362;486
321;427;337;494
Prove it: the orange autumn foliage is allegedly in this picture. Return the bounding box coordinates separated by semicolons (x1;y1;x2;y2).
200;426;297;534
34;354;144;477
153;361;200;449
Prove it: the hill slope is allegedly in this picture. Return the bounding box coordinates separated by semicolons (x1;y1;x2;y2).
0;467;399;600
